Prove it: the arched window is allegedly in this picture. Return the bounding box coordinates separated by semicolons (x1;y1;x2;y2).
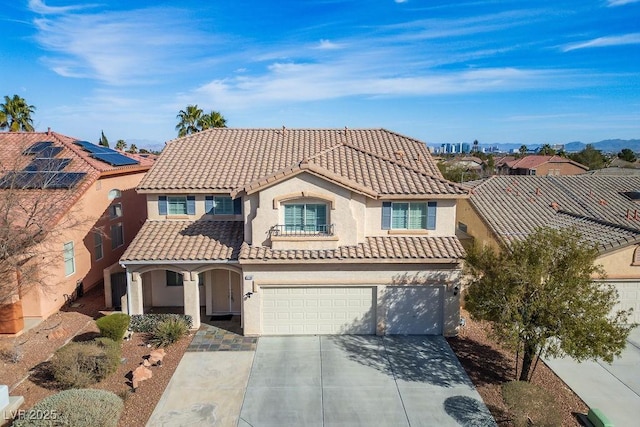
108;189;121;200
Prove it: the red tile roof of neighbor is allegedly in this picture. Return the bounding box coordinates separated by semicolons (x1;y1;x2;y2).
138;128;468;198
0;130;153;226
501;155;588;171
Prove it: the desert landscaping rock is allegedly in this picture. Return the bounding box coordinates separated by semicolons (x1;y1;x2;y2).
132;365;153;390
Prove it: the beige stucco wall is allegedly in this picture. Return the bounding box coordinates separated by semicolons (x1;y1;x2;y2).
21;171;148;321
365;198;457;237
455;199;502;252
241;263;462;337
596;245;640;279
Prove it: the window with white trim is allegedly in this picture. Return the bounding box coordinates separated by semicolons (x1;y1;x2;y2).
110;223;124;249
63;241;75;276
382;201;437;230
283;203;328;233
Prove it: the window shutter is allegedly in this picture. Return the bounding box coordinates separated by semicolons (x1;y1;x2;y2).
427;201;437;230
187;196;196;215
381;202;392;230
158;196;167;215
233;198;242;215
205;196;214;214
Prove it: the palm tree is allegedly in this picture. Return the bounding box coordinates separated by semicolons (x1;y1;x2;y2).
198;110;227;130
127;144;138;154
175;105;203;137
1;95;36;132
115;139;127;151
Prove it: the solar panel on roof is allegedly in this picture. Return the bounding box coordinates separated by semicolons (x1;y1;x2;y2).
37;146;63;158
90;153;139;166
0;171;86;189
23;158;71;172
23;141;54;155
73;140;113;154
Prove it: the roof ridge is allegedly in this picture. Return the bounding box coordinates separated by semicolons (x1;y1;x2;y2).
334;141;469;193
557;209;640;235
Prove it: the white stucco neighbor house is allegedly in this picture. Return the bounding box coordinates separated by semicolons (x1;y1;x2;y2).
120;128;470;336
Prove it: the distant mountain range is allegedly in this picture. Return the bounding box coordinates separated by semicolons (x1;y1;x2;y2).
482;139;640;154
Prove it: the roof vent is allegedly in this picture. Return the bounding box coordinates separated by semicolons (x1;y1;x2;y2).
550;202;560;210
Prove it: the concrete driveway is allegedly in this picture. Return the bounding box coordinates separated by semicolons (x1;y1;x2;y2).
545;327;640;427
239;335;495;427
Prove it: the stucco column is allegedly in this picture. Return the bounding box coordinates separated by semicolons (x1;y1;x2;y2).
128;272;143;315
183;272;201;329
103;269;112;308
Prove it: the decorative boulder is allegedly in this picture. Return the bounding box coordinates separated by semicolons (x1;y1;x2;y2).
131;366;152;390
147;348;166;366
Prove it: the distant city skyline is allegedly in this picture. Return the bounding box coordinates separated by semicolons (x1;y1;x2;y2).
1;0;639;147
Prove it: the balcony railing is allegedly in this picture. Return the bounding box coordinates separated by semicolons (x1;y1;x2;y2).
269;224;335;237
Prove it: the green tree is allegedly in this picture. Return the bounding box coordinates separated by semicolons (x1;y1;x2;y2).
175;105;203;137
115;139;127;151
198;110;227;130
127;143;138;154
98;130;109;147
518;145;528;156
538;144;556;156
618;148;637;163
464;227;634;382
569;144;607;170
0;95;35;132
486;155;495;175
437;162;479;183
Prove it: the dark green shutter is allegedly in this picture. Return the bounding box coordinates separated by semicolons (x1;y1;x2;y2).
233;198;242;215
427;201;437;229
382;202;392;230
158;196;167;215
187;196;196;215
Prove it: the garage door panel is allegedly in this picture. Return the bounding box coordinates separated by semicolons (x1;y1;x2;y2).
386;286;443;335
607;281;640;324
262;287;375;335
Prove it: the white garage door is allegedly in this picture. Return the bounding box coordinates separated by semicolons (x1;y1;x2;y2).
262;287;376;335
606;280;640;324
385;286;443;335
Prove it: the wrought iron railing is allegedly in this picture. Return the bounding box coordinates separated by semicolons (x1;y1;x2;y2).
269;224;335;237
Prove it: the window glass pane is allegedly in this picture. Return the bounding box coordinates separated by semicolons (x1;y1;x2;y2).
408;203;427;229
166;271;183;286
109;203;123;219
108;189;121;200
94;232;103;260
63;242;75;276
168;196;187;215
110;223;124;249
391;203;408;229
284;204;304;231
213;196;233;215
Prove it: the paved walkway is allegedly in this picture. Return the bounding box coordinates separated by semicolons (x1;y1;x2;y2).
545;327;640;427
188;324;257;352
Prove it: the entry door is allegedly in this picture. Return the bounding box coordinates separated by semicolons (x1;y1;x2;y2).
110;272;127;309
211;270;241;314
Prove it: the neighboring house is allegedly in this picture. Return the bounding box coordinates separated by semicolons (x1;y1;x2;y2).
457;175;640;323
444;156;484;173
496;155;588;176
0;130;152;334
121;128;469;336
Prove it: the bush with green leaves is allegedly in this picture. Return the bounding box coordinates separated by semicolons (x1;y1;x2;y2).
129;313;192;333
95;313;130;341
12;389;123;427
51;338;121;389
502;381;561;427
149;317;189;347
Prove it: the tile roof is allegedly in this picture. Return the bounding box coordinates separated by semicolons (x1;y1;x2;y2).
138;128;467;197
501;155;588;171
121;220;244;262
0;130;153;226
469;176;640;251
239;236;465;263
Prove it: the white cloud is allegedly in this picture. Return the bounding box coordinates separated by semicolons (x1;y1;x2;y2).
562;33;640;51
395;0;409;3
29;4;215;85
28;0;97;15
315;39;342;50
607;0;640;6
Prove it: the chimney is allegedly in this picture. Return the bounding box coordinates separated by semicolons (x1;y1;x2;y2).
47;127;51;136
551;202;559;210
535;187;541;196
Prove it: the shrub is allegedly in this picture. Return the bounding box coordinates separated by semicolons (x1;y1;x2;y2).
95;313;130;341
51;339;121;389
129;313;192;333
502;381;561;427
149;317;189;347
12;388;124;427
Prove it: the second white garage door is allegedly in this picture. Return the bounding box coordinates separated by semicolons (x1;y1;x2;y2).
262;287;376;335
385;286;444;335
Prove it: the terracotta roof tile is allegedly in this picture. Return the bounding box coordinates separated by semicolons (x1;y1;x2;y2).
469;176;640;251
239;236;465;263
138;128;464;197
121;220;244;262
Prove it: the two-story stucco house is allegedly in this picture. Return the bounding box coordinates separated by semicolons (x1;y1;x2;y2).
121;128;469;336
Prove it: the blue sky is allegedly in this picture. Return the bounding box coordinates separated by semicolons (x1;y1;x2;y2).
1;0;639;149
